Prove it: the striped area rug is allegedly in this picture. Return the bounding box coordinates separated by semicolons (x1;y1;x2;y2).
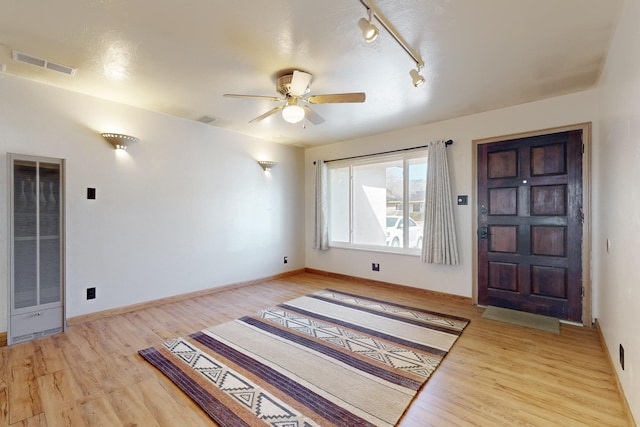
139;288;469;427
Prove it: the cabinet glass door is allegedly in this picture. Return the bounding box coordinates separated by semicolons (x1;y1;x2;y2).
39;162;61;305
11;159;62;311
13;161;38;309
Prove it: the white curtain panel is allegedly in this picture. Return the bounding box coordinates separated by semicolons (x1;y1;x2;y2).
313;160;329;250
421;141;459;265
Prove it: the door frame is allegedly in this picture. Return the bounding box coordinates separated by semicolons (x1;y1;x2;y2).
472;123;592;326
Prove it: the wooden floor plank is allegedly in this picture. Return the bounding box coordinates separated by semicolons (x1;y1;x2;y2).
36;371;85;427
0;347;10;425
106;385;161;427
8;352;43;424
135;378;214;426
12;413;47;427
1;273;633;426
77;395;122;426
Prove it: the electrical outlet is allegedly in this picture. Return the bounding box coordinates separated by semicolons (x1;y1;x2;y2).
283;256;288;264
372;263;380;272
87;287;96;300
620;344;625;370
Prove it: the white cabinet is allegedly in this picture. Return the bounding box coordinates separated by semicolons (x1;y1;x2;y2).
9;154;65;345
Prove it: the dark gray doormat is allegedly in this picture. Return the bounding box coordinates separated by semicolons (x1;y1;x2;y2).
482;306;560;334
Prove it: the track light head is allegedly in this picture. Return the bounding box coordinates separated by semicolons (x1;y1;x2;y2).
358;17;379;43
410;68;425;87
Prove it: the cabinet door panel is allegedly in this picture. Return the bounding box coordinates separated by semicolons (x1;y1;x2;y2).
13;161;38;310
39;162;62;305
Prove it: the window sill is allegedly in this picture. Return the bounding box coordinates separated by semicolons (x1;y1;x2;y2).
329;242;421;257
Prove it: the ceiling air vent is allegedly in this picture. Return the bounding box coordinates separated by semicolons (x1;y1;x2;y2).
197;116;216;124
12;50;77;76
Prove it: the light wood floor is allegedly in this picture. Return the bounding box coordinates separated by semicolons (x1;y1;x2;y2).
0;272;633;426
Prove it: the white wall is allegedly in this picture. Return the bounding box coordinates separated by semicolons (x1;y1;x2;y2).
306;90;598;299
0;74;305;332
596;0;640;421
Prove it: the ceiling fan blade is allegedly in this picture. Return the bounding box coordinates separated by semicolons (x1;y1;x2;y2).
249;105;284;123
224;94;282;102
290;70;312;97
308;93;366;104
301;105;325;125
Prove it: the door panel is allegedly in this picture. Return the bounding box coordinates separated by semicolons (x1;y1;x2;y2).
489;226;518;253
531;266;566;298
531;226;565;256
531;186;567;215
488;262;519;291
489;188;518;215
488;150;518;178
531;143;566;175
477;130;583;321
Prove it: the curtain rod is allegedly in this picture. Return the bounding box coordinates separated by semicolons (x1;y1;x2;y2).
314;140;453;164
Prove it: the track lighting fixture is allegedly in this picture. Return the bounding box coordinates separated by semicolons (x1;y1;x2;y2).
358;0;426;88
358;10;379;43
281;98;305;124
410;68;425;87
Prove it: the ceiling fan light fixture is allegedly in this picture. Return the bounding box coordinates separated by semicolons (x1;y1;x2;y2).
358;17;379;43
224;69;364;125
410;68;425;87
282;99;305;123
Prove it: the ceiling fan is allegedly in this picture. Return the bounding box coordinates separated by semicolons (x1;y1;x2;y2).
223;70;366;125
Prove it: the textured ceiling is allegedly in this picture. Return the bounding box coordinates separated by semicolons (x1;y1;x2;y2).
0;0;623;146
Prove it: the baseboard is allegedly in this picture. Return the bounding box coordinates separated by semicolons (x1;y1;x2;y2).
67;269;305;327
0;332;6;347
304;268;473;304
594;318;637;426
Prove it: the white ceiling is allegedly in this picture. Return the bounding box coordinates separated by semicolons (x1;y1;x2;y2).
0;0;623;147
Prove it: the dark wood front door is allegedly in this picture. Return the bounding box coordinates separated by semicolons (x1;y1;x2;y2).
477;130;583;322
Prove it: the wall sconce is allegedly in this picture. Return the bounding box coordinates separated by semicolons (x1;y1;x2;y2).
101;133;139;150
257;160;277;172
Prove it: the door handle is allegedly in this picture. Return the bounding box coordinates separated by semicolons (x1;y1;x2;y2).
478;227;489;240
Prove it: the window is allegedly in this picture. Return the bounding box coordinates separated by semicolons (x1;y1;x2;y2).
327;150;427;253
